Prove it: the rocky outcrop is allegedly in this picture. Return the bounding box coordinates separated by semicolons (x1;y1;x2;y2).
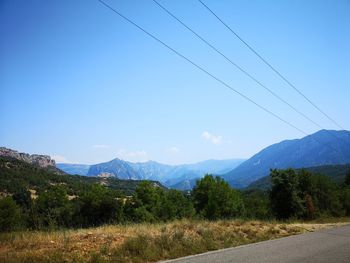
0;147;61;173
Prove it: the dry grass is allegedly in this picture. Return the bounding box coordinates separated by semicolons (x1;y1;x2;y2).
0;219;348;263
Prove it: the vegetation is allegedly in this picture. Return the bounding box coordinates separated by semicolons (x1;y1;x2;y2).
1;156;350;261
247;163;350;190
0;156;164;196
0;197;21;231
1;219;339;263
1;156;350;231
270;168;350;219
192;175;244;220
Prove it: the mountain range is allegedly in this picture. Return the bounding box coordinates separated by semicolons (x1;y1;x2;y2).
223;130;350;188
58;158;245;190
3;129;350;191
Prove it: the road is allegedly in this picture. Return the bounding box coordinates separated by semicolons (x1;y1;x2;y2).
161;225;350;263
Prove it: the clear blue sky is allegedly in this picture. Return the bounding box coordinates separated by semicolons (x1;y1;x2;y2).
1;0;349;165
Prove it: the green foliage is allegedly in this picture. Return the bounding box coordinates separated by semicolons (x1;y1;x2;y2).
34;185;73;228
270;169;304;219
192;175;244;220
128;181;195;222
340;188;350;216
12;188;32;211
74;184;123;227
0;197;21;232
158;190;195;220
345;169;350;186
2;156;350;231
0;156;160;197
243;189;272;219
270;168;345;220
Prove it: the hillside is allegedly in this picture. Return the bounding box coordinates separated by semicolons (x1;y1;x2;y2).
0;147;65;175
247;163;350;190
224;130;350;188
0;157;164;196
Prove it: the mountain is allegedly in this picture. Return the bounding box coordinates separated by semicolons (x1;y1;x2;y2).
164;159;245;190
87;158;140;179
58;158;244;190
247;164;350;190
182;159;246;175
127;161;173;181
169;178;199;191
0;147;64;175
0;156;164;196
224;130;350;188
56;163;90;176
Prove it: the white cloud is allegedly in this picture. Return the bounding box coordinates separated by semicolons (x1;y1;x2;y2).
52;155;72;163
167;146;180;153
92;144;110;149
202;131;223;145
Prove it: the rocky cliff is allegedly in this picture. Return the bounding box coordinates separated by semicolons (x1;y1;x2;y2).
0;147;64;174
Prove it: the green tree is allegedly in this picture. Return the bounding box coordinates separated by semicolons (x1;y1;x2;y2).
0;197;21;232
311;175;343;217
125;181;195;222
345;169;350;186
243;190;272;219
34;185;73;228
192;175;244;220
12;188;33;228
269;169;304;219
12;188;32;211
340;188;350;216
128;181;164;222
156;189;195;220
75;184;122;227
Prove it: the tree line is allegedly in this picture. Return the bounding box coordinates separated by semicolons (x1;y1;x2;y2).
1;169;350;232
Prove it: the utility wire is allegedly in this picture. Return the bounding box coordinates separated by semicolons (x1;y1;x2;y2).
198;0;344;130
152;0;324;131
97;0;343;157
97;0;307;136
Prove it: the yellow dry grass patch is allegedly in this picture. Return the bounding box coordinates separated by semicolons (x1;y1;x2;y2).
0;219;348;263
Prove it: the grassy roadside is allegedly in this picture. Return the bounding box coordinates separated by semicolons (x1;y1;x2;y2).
0;219;349;263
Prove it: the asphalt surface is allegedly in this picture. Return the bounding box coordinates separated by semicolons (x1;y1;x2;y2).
161;225;350;263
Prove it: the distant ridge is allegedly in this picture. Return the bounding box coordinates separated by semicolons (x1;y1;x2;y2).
62;158;244;189
223;130;350;188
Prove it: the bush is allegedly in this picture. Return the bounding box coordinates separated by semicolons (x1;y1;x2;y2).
270;168;345;219
34;185;73;228
192;175;244;220
0;197;21;231
74;184;123;227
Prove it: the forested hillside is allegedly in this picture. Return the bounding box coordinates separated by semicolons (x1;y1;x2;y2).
0;157;163;196
1;154;350;232
247;164;350;190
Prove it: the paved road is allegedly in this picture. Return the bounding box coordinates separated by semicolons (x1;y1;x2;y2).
161;225;350;263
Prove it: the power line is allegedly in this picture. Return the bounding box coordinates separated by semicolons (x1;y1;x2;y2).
197;0;344;130
97;0;343;157
151;0;324;131
97;0;308;136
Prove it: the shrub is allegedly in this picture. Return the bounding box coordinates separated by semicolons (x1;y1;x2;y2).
0;197;21;232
